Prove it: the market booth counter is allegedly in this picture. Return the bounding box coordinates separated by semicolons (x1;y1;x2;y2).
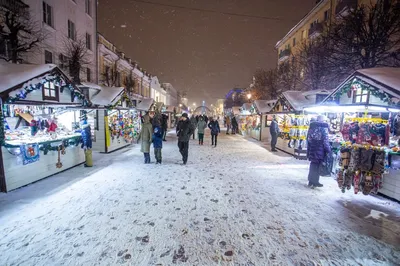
253;100;277;142
306;67;400;201
0;63;87;192
83;85;142;153
269;90;332;159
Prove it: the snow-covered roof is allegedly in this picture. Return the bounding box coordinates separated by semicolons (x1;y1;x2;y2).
0;63;57;93
282;90;332;111
91;86;125;106
253;100;277;114
136;98;154;111
79;82;102;90
241;103;252;111
322;67;400;105
232;107;241;115
356;68;400;98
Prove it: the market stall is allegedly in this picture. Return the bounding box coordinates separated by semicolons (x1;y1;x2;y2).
0;63;88;192
270;90;332;159
305;67;400;200
240;103;261;140
253;100;277;142
83;85;141;153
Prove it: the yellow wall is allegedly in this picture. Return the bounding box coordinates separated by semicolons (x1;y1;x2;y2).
276;0;380;62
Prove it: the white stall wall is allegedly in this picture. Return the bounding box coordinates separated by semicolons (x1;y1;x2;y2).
3;145;85;191
379;169;400;201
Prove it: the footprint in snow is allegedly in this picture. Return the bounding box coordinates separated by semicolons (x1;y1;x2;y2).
172;246;188;263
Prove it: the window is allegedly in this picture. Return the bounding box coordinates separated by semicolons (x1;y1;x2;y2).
353;87;369;103
85;33;92;50
324;10;330;21
86;67;91;82
293;38;296;47
68;20;76;40
45;50;53;63
85;0;92;16
42;82;59;101
43;2;53;27
301;30;307;40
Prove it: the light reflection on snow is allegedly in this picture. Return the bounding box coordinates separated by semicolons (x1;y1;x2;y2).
251;164;309;169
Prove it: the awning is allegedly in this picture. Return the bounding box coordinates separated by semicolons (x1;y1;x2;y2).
136;98;154;111
91;86;125;106
253;100;277;114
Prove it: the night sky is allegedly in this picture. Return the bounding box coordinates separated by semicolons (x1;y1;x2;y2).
98;0;314;104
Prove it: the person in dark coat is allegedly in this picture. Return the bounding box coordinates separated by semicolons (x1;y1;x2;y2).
231;116;239;134
190;115;197;139
208;117;220;147
270;116;280;152
152;124;164;164
306;115;331;188
161;114;168;141
177;113;194;165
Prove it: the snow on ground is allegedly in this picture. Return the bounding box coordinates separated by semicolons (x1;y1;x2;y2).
0;129;399;266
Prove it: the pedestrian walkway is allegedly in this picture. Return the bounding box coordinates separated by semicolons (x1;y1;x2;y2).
0;132;399;265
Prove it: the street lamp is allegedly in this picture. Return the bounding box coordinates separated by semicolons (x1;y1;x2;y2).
179;104;182;107
247;93;251;103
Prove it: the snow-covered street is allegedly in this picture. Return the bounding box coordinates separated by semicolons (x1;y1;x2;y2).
0;130;399;266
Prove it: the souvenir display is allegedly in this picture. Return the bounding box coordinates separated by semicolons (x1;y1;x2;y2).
108;111;141;144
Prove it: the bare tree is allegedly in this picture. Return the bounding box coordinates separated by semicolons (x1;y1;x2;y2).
101;58;121;87
251;68;280;100
296;37;340;91
327;1;400;73
63;37;90;84
277;59;301;92
0;5;45;63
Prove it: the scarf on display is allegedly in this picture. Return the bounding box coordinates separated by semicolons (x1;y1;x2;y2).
20;143;40;165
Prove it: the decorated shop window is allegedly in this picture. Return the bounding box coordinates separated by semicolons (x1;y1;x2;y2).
42;81;59;101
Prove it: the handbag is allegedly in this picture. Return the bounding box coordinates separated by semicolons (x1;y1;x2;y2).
319;153;332;177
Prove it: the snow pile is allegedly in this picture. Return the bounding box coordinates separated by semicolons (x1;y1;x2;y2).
0;131;399;265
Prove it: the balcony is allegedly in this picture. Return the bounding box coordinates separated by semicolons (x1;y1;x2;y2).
278;48;291;62
308;22;323;38
335;0;358;17
0;0;29;15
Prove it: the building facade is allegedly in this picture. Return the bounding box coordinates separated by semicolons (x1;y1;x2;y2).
97;33;151;99
20;0;98;83
275;0;378;64
162;83;178;107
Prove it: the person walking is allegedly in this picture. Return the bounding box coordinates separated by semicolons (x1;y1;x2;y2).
225;115;231;134
197;116;207;145
306;115;331;188
231;116;238;134
161;114;168;141
137;114;153;164
177;113;193;165
270;116;280;152
208;117;220;147
152;123;163;164
190;115;197;140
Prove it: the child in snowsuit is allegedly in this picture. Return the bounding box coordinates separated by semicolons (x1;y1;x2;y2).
152;124;163;164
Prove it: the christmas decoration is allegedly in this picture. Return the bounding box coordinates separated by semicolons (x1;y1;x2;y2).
20;143;40;165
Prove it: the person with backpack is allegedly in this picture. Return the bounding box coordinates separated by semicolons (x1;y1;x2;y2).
208;117;220;147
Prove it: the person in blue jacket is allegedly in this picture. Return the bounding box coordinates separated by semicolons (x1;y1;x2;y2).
80;120;93;167
152;124;164;164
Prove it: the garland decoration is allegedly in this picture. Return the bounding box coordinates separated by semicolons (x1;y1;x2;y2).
6;72;87;105
333;78;400;107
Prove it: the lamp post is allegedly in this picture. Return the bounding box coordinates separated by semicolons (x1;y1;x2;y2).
247;93;251;103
